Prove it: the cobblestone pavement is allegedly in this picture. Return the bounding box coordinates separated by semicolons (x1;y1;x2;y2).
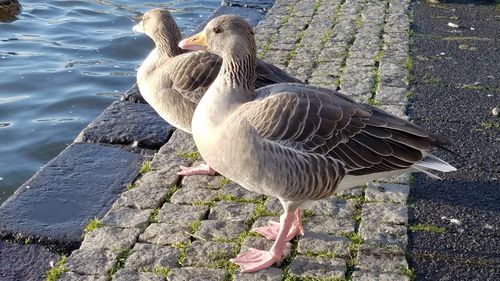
58;0;413;280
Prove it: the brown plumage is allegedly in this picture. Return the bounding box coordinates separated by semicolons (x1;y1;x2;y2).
0;0;21;22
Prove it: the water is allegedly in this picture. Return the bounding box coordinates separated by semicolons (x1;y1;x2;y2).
0;0;220;203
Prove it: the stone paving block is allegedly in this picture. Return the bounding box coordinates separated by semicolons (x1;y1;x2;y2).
376;105;406;119
233;267;284;281
112;181;171;210
139;223;190;246
125;243;180;271
355;249;409;273
184;241;238;266
288;255;346;280
218;182;264;201
361;203;408;225
239;236;292;264
0;142;144;250
376;85;407;105
263;197;282;214
159;203;208;224
305;197;356;219
0;240;60;281
170;185;218;205
66;248;117;276
59;272;108;281
80;227;140;251
101;207;152;229
75;101;173;149
297;231;350;258
365;182;410;204
304;216;356;235
114;268;165;281
358;242;406;257
183;174;225;190
167;267;226;281
150;131;197;170
360;221;408;247
352;271;410;281
336;186;364;198
195;220;249;241
208;202;257;222
251;216;280;229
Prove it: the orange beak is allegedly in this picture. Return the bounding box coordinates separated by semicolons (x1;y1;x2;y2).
178;31;208;51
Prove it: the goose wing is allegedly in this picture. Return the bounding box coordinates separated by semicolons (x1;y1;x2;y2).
241;83;450;176
167;51;222;103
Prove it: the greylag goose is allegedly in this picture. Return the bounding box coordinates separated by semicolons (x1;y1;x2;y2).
0;0;21;22
133;9;301;176
178;15;456;272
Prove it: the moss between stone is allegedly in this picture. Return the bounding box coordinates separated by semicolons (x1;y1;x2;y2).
82;218;105;238
139;160;151;174
151;266;170;278
126;182;136;190
408;224;446;234
399;266;416;281
149;208;160;224
304;250;337;259
478;120;500;130
45;255;67;281
285;276;344;281
107;248;131;278
176;151;200;162
188;220;202;234
172;241;190;266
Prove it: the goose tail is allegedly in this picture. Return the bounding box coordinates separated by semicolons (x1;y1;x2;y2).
412;153;457;179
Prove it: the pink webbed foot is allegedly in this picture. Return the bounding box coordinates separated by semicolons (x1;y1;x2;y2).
252;209;304;241
231;248;278;273
177;163;216;176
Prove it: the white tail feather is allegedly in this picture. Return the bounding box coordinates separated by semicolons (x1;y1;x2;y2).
412;153;457;176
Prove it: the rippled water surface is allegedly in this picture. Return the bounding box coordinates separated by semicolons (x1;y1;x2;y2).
0;0;220;203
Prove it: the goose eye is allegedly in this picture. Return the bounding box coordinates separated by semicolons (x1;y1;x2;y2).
213;27;223;34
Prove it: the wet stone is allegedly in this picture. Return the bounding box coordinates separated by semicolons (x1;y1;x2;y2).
218;182;265;202
360;221;408;247
0;240;60;281
125;243;180;271
195;220;249;241
167;267;226;281
184;241;238;266
288;255;346;280
170;185;218;205
361;203;408;225
66;248;117;276
297;231;350;258
139;223;190;246
352;271;409;281
233;267;284;281
304;216;356;235
101;207;152;229
75;101;173;150
80;227;140;251
208;202;257;222
365;182;410;204
305;197;356;219
113;268;165;281
158;203;208;225
59;272;108;281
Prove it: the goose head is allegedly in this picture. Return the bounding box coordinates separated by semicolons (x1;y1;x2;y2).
133;8;182;56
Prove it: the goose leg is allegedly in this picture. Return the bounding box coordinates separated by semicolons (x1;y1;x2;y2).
252;209;303;241
231;210;295;272
177;163;216;176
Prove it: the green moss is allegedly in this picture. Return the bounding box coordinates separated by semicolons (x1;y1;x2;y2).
460;84;488;91
354;17;362;29
107;249;131;278
176;151;200;162
83;218;105;237
424;76;441;85
165;185;178;200
284;276;343;281
259;33;277;60
321;30;333;45
304;250;336;259
374;50;384;63
172;241;190;266
126;182;135;190
149;208;160;224
399;266;416;281
45;256;67;281
192;200;214;207
251;200;280;220
478;121;500;130
188;220;201;233
139;161;151;174
303;209;317;218
151;266;170;277
408;224;446;234
347;232;363;252
219;177;230;188
405;56;413;71
286;30;305;65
